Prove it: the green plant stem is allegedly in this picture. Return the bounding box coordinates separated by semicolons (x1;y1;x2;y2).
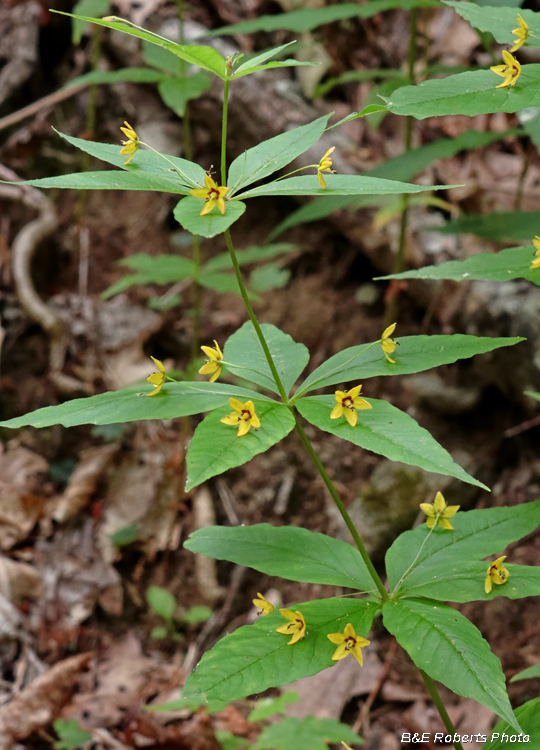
420;671;465;750
221;77;230;186
294;416;389;602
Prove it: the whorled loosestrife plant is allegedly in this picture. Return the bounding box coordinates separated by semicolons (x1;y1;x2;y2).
3;9;540;748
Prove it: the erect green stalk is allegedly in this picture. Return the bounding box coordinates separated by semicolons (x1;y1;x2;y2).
294;416;389;602
420;671;465;750
221;76;230;186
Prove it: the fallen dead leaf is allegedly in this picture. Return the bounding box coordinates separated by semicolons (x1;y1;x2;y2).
0;443;47;549
0;555;41;605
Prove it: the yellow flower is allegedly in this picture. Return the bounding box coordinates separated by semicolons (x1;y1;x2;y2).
419;491;460;530
317;147;336;189
490;50;521;88
146;356;166;397
253;592;274;616
220;398;261;437
199;341;223;382
530;236;540;269
189;175;229;216
119;121;140;165
485;556;510;594
276;608;306;645
327;623;370;666
381;323;397;364
510;14;528;52
330;385;372;427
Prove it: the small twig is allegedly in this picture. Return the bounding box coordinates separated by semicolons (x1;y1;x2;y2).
0;82;87;133
504;412;540;438
216;478;240;525
352;639;397;733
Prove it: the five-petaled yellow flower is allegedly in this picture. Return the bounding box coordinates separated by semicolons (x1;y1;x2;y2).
253;592;274;616
381;323;397;364
276;608;306;645
490;50;521;88
146;356;166;397
199;341;224;382
420;491;460;530
190;175;229;216
317;147;336;189
331;385;372;427
119;121;140;165
485;556;510;594
220;398;261;437
327;623;370;666
530;236;540;270
510;14;528;52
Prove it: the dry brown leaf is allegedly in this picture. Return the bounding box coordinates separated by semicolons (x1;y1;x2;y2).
0;556;41;605
0;652;90;750
0;444;47;549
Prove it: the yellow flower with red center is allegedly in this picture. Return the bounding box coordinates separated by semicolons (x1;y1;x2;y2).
199;341;224;382
510;14;528;52
381;323;397;363
146;356;167;397
327;623;370;666
119;121;140;165
419;491;460;530
485;556;510;594
317;147;336;188
190;175;229;216
276;608;306;645
330;385;372;427
220;398;261;437
530;236;540;270
252;592;274;616
490;50;521;88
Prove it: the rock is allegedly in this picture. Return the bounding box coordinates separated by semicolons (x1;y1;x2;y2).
402;372;481;414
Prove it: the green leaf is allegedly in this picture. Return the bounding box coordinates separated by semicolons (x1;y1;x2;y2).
65;67;167;88
296;396;487;489
314;68;401;99
223;322;309;396
5;170;192;194
248;692;300;722
185;402;295;490
142;40;185;75
519;106;540;151
236;174;456;199
377;246;540;284
158;73;211;116
146;695;228;713
147;586;176;620
185;605;213;624
203;243;296;272
203;0;440;36
183;597;377;700
231;42;317;78
71;0;110;43
184;524;377;592
485;699;540;749
254;716;360;750
228;115;330;194
198;272;242;295
382;598;519;731
110;523;139;546
385;500;540;591
53;719;93;749
396;561;540;603
217;730;251;750
294;334;524;397
527;390;540;404
54;12;227;78
174;197;246;238
0;382;274;430
151;626;168;639
510;664;540;682
102;254;195;299
445;2;540;48
431;211;540;242
384;66;540;119
250;264;289;292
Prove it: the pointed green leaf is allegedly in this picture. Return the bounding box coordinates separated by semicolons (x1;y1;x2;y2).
329;104;388;129
184;524;377;592
382;599;519;731
185;402;294;490
250;264;289;292
385;66;540;119
294;335;524;397
231;42;318;78
173;197;246;238
198;272;242;295
248;693;300;722
485;699;540;748
146;586;176;620
142;40;185;75
0;382;274;430
203;243;296;272
445;2;540;49
431;211;540;242
296;396;487;489
182;597;377;700
510;664;540;682
237;174;456;199
53;12;227;78
377;246;540;284
158;73;211;117
386;500;540;591
8;170;191;194
254;716;360;750
65;67;167;88
71;0;110;43
228;115;330;195
102;254;195;298
223;322;309;396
